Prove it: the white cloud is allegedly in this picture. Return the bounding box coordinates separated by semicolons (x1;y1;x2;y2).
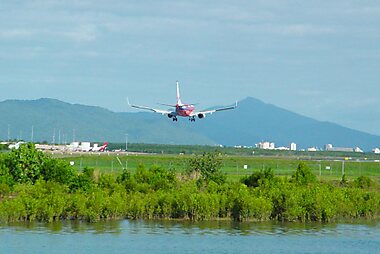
279;24;335;36
0;25;98;43
59;24;98;42
0;29;34;39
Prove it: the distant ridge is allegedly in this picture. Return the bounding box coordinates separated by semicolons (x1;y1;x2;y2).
0;98;214;145
0;97;379;151
188;97;380;151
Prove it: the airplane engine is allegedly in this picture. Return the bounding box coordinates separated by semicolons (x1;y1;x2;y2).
197;113;205;119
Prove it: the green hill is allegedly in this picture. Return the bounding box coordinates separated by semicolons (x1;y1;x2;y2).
188;97;380;150
0;98;214;145
1;97;379;151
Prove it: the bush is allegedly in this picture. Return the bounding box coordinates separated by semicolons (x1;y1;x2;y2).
241;168;275;188
69;167;95;192
291;162;317;185
40;157;76;185
353;176;373;189
1;143;75;185
133;165;176;191
187;153;226;185
3;143;45;184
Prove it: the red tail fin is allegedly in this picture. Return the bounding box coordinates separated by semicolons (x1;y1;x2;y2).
99;142;108;152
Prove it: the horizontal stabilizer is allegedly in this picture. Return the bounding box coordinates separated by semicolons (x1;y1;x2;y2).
127;98;172;115
158;103;177;107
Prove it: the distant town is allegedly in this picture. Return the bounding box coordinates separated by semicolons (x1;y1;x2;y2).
236;141;380;154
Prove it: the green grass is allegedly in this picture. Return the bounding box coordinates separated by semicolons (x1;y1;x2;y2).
58;154;380;183
109;143;380;160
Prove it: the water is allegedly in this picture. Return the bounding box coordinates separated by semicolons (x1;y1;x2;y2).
0;220;379;254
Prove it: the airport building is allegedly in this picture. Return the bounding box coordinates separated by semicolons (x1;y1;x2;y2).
373;148;380;154
275;146;289;151
354;147;363;153
256;141;275;150
256;141;297;151
328;147;354;152
324;144;363;153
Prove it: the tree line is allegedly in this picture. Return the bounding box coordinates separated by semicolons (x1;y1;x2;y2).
0;144;378;223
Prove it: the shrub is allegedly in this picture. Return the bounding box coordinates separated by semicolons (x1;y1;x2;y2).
3;143;45;184
353;176;373;189
241;168;275;188
187;153;226;185
69;167;95;192
1;143;75;185
134;165;176;191
291;162;317;185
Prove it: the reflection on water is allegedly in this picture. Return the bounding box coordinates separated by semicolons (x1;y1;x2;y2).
4;219;379;236
1;220;379;254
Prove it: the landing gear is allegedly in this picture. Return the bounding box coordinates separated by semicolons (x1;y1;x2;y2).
172;117;178;122
189;116;195;122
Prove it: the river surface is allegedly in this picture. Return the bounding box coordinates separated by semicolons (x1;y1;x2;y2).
0;220;379;254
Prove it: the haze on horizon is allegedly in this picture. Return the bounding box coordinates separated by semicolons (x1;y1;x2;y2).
0;1;379;135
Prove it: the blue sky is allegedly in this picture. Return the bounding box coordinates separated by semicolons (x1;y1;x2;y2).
1;1;379;135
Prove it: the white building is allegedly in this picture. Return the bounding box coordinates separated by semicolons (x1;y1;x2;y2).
354;147;363;153
93;143;99;150
80;142;91;152
290;142;297;151
307;147;318;152
275;146;289;151
325;144;353;152
67;142;80;151
256;141;275;150
373;148;380;154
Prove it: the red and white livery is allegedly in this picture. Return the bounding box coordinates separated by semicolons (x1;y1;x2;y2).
128;81;237;122
92;142;108;152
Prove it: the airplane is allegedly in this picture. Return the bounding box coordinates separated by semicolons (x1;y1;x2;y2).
128;81;237;122
92;142;108;152
8;141;25;150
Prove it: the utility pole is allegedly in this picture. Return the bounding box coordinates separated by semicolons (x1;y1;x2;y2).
342;160;345;176
31;125;34;142
125;133;128;151
7;124;10;142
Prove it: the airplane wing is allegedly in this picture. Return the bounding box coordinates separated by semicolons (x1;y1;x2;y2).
127;98;173;115
193;101;237;116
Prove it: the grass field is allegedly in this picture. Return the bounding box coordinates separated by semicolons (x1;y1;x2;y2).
57;153;380;183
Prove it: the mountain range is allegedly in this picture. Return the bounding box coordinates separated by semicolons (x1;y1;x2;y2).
0;97;379;151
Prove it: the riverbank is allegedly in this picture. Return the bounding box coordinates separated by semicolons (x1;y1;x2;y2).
0;173;379;223
0;145;379;223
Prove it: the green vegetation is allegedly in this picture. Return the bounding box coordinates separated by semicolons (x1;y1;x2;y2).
187;153;226;185
241;168;275;188
0;144;8;151
0;144;379;223
57;153;380;183
3;143;75;185
109;143;380;159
